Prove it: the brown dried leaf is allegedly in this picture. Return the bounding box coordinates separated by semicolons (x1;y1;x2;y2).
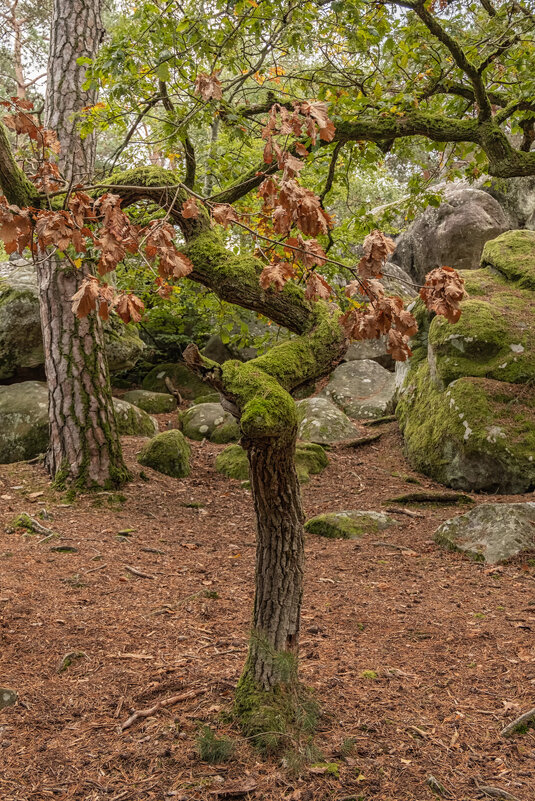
305;272;332;301
358;229;396;279
194;72;223;101
182;197;199;219
211;204;239;228
71;276;100;318
113;293;145;324
259;259;295;292
420;266;466;323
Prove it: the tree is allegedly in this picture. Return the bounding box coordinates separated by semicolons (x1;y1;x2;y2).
1;0;129;489
0;0;532;745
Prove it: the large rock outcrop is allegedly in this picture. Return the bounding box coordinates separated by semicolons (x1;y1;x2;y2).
0;258;145;380
392;187;509;283
396;230;535;493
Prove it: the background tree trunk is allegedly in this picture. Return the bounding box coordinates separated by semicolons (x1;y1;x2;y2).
38;0;128;488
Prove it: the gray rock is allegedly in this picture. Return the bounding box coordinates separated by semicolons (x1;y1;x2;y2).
123;389;177;414
343;336;394;371
138;429;190;478
112;398;159;437
201;335;233;364
142;362;207;399
0;259;145;379
380;261;418;298
321;359;396;419
296;397;356;444
305;510;399;539
0;688;17;709
0;382;158;463
434;503;535;563
482;176;535;230
0;381;49;463
392;187;509;283
180;402;240;443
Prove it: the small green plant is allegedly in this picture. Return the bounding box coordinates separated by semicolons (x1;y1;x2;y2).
203;589;219;599
196;726;235;763
340;736;357;757
359;670;378;680
473;612;486;620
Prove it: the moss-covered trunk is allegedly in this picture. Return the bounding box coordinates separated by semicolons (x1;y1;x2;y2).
37;258;129;488
241;431;304;691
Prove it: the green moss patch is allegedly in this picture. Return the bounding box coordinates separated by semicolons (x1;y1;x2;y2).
123;389;177;414
137;430;191;478
481;229;535;289
215;441;328;484
142;362;207;398
305;510;399;539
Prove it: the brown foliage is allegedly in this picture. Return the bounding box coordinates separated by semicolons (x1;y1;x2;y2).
420;266;466;323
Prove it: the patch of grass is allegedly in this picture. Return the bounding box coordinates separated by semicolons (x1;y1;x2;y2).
196;726;235;764
282;741;323;778
340;736;357;757
181;501;205;509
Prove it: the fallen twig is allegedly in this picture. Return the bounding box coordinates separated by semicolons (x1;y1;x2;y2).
500;706;535;737
477;786;522;801
124;565;155;580
121;688;205;731
85;563;107;574
362;415;396;426
385;506;424;519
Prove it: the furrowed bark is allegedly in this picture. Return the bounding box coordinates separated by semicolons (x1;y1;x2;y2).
38;0;129;488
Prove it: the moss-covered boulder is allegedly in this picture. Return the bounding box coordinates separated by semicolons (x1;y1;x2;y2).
305;510;399;539
138;430;191;477
180;402;240;443
112;398;159;437
397;230;535;493
123;389;177;414
434;502;535;563
0;380;49;463
215;441;328;484
0;259;145;379
320;359;396;419
142;362;207;399
296;397;357;445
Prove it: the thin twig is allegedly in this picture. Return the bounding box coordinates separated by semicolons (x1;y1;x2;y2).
500;706;535;737
120;688;205;731
124;565;155;580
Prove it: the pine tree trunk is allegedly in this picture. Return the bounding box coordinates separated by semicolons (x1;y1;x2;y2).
38;0;128;488
243;431;304;691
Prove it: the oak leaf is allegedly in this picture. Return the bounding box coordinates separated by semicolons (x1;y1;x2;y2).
211;204;238;228
259;259;295;291
113;293;145;324
194;72;223;101
181;197;199;219
305;272;332;301
71;276;100;318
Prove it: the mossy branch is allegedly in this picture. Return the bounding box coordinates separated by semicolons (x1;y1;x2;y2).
0;122;40;207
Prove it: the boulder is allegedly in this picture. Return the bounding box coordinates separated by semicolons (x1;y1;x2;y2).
320;359;396;419
0;381;158;463
142;362;207;399
396;230;535;493
0;381;49;463
0;688;17;709
392;187;509;283
482;176;535;229
112;398;159;437
123;389;177;414
138;430;190;478
343;336;394;371
201;335;233;364
0;258;145;380
296;397;356;445
305;510;399;539
180;402;240;443
215;441;328;484
434;503;535;563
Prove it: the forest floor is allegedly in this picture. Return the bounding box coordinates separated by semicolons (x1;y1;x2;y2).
0;414;534;801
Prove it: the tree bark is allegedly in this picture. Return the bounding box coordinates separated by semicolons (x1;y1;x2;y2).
38;0;128;488
243;431;304;691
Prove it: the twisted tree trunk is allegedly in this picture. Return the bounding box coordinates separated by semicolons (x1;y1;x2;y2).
37;0;128;488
